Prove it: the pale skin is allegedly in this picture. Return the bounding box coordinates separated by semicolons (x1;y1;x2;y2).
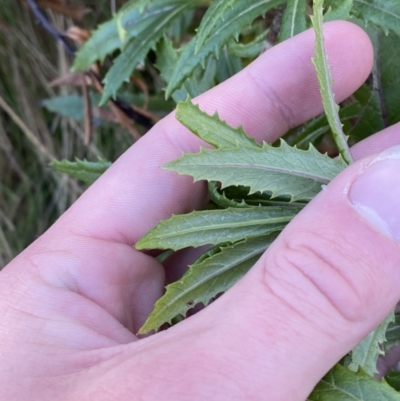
3;21;400;400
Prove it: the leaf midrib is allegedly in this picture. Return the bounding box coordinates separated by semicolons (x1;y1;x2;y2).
179;158;332;184
154;214;292;238
156;242;268;310
290;0;300;38
354;0;400;19
214;0;283;37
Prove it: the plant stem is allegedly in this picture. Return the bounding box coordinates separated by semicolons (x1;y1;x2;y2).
311;0;353;164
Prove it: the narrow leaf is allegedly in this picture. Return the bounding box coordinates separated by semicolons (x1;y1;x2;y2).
72;19;122;71
139;235;278;334
279;0;308;42
208;182;306;209
156;37;217;102
165;141;347;202
194;0;236;53
227;30;268;58
309;364;400;400
51;159;111;184
101;2;192;104
349;310;395;376
166;0;285;98
176;99;259;148
136;207;294;251
352;0;400;36
311;0;353;164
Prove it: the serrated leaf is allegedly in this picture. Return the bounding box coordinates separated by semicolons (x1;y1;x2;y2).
72;19;122;71
208;182;249;208
348;310;395;376
194;0;237;53
227;30;268;58
176;99;259;148
279;0;308;42
165;140;347;202
208;182;306;210
166;0;285;98
139;234;278;333
136;207;294;251
311;0;353;164
156;38;217;103
309;364;400;400
352;0;400;36
324;0;353;21
51;159;111;184
100;2;192;104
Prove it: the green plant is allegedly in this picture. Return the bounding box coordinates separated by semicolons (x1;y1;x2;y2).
48;0;400;398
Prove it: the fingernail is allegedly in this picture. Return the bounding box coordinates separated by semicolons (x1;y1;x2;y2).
349;146;400;241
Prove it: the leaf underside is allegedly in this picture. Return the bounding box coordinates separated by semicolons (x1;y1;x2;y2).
136;207;294;251
176;99;259;148
348;309;395;376
139;234;278;334
308;364;400;400
311;0;352;164
165;140;346;202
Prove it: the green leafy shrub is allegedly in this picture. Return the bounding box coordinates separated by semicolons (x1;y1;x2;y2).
50;0;400;398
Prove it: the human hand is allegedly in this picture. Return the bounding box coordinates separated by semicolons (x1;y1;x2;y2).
2;21;399;400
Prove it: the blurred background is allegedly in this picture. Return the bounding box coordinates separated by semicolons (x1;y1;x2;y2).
0;0;167;266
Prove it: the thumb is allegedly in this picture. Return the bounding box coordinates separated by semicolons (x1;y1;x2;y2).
178;146;400;400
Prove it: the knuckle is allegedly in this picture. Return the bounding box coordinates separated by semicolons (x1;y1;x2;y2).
263;230;375;324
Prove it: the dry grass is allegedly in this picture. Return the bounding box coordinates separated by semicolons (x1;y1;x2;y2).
0;1;131;266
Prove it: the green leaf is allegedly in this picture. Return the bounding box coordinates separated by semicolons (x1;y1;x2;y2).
165;140;347;202
309;364;400;400
176;99;259;148
215;46;243;83
72;19;122;72
384;314;400;353
139;234;278;334
227;30;268;58
194;0;236;53
100;1;193;104
51;159;112;184
292;103;362;149
379;31;400;126
386;371;400;392
208;182;306;209
311;0;353;164
42;94;98;121
348;310;395;376
324;0;353;21
166;0;286;98
136;207;294;251
352;0;400;36
279;0;308;42
348;84;385;141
